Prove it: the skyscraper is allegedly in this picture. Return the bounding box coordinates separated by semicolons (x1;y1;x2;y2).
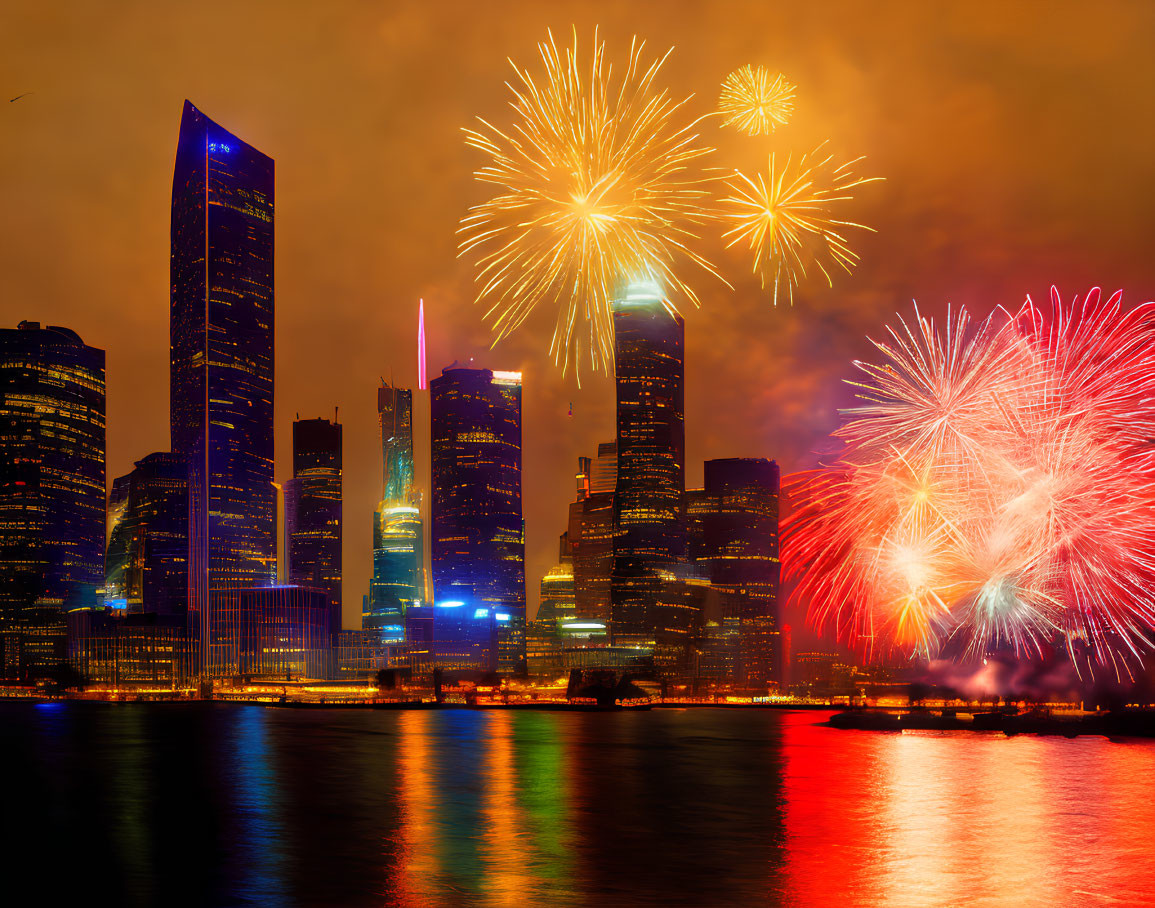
0;321;105;675
170;100;275;667
611;281;686;644
286;417;342;633
430;364;526;674
695;458;781;620
567;444;616;624
689;458;783;686
365;382;424;641
104;452;188;617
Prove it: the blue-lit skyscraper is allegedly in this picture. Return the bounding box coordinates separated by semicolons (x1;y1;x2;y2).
0;321;106;677
430;364;525;675
365;382;424;642
170;100;275;669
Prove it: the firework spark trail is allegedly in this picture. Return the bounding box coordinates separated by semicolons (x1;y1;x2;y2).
718;65;796;135
783;289;1155;674
459;28;724;378
720;143;881;305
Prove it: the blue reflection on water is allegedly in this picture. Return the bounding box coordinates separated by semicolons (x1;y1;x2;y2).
225;706;288;906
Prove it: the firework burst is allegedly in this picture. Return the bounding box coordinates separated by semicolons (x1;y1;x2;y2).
783;289;1155;674
460;28;722;377
718;65;796;135
720;143;880;305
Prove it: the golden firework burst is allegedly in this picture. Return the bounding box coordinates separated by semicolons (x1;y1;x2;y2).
721;142;880;304
459;28;724;378
718;65;796;136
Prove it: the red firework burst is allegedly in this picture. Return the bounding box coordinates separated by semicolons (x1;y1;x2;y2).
783;287;1155;676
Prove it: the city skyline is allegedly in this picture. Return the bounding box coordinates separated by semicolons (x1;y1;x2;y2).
5;6;1155;905
3;2;1155;641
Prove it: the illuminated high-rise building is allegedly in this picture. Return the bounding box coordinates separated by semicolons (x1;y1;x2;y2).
285;417;342;633
170;100;275;668
365;382;424;642
694;458;781;619
689;458;783;685
104;452;188;617
0;321;106;676
610;281;686;644
430;364;526;674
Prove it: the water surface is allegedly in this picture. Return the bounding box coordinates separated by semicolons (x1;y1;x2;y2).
4;703;1151;906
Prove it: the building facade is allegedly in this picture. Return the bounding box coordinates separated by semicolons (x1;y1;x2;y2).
286;417;342;632
170;100;276;669
208;585;331;679
0;322;106;676
430;364;526;674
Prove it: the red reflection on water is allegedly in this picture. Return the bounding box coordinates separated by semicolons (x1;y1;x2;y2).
479;711;531;907
393;710;439;906
781;712;1155;907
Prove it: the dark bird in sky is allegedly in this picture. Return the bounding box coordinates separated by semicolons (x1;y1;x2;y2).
9;92;33;103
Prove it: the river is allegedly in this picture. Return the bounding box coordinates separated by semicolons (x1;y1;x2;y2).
3;702;1151;906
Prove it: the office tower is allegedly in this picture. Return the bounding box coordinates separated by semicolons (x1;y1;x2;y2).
286;417;342;633
365;382;424;641
695;458;781;619
691;458;782;685
430;364;526;674
566;444;616;624
104;452;188;616
170;100;275;667
0;322;105;676
611;281;686;644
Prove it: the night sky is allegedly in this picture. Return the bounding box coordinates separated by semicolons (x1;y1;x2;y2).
3;1;1154;633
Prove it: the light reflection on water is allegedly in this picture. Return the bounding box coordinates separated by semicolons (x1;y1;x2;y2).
6;703;1154;907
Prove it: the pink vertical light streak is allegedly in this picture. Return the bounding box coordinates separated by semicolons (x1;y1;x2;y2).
417;298;427;390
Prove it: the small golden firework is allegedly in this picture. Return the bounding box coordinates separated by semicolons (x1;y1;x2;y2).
718;65;796;136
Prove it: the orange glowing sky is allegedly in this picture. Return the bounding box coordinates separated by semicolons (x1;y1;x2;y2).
2;1;1153;631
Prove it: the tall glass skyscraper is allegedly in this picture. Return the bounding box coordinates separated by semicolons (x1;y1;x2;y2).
430;365;526;675
0;321;105;675
611;281;686;644
286;417;342;633
170;101;275;668
365;382;424;642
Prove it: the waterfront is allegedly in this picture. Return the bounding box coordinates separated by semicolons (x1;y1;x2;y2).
4;704;1153;906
